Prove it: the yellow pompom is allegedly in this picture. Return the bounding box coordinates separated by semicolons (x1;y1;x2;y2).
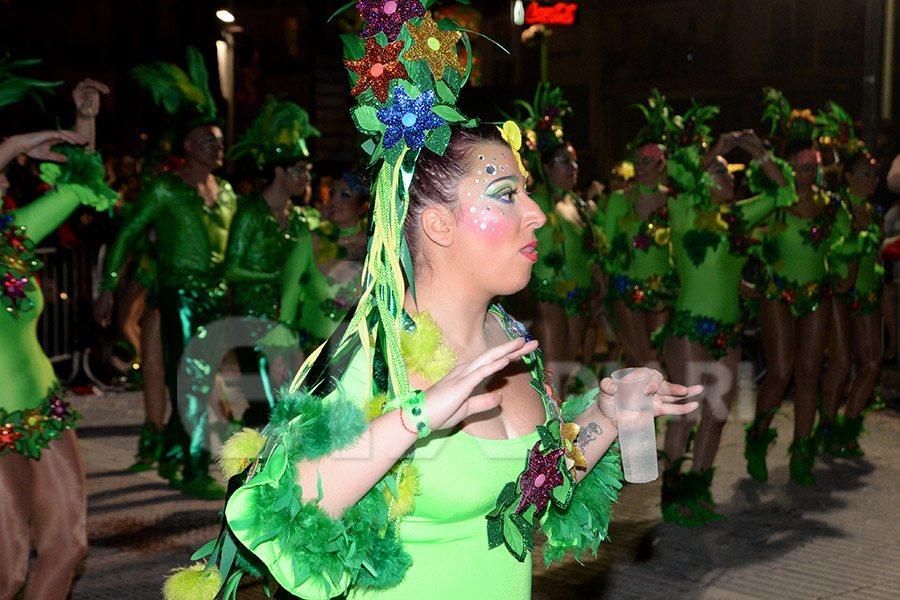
162;562;221;600
366;393;390;421
400;312;458;384
385;462;421;520
217;428;267;480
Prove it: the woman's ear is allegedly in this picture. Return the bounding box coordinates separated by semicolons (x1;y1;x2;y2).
420;205;455;248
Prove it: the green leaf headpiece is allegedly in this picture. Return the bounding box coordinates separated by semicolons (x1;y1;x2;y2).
230;96;321;170
627;88;678;157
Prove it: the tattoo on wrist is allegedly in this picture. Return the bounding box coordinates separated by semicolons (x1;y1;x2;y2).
575;422;602;451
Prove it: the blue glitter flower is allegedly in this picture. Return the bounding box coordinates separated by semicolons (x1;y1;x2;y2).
696;317;718;337
377;85;446;149
613;274;630;293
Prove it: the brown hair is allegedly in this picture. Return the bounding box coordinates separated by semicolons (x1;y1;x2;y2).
405;123;507;263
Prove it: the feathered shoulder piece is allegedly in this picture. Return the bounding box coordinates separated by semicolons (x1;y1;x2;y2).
0;55;60;111
230;96;321;169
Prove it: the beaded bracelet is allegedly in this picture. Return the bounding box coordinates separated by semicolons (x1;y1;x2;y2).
384;391;430;438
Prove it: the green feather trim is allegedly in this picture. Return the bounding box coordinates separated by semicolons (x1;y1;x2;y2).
218;428;267;480
746;155;795;208
267;385;368;461
541;449;622;565
38;144;118;212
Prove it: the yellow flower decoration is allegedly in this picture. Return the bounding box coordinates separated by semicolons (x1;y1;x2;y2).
560;421;586;477
694;209;729;232
498;120;529;180
403;12;464;81
653;226;671;246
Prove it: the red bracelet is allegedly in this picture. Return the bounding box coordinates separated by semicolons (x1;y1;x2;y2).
398;409;418;436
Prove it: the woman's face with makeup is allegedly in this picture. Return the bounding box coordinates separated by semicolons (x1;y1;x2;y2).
453;142;546;295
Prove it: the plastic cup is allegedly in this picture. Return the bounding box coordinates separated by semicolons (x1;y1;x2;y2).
611;367;659;483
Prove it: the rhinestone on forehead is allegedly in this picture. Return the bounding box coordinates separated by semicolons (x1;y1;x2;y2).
478;154;484;160
485;164;496;175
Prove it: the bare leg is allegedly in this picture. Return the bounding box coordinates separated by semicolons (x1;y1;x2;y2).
846;310;882;418
140;307;167;429
0;451;31;599
614;301;664;369
117;277;146;353
691;344;740;472
822;298;852;422
792;302;832;439
755;299;795;431
23;430;87;600
662;335;706;464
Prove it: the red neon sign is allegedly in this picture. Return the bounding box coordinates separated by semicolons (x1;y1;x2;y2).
525;2;579;26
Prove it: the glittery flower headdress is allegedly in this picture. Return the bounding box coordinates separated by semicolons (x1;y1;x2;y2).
293;0;480;398
230;96;321;170
132;46;221;145
0;56;60;111
813;100;867;165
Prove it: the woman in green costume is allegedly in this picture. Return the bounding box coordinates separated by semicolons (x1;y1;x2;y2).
225;97;320;425
745;97;841;486
0;68;113;600
164;6;700;599
820;144;883;456
516;84;598;393
95;48;238;499
661;127;789;525
286;171;370;347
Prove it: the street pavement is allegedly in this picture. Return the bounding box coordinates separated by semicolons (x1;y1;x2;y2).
66;384;900;600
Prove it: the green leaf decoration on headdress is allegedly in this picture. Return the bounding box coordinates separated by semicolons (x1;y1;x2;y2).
673;100;719;150
761;87;814;150
230;96;321;169
627;88;677;156
132;46;219;140
761;87;791;137
0;56;60;111
512;81;572;157
814;101;855;149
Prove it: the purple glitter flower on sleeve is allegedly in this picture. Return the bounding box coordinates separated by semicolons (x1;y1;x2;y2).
377;85;446;149
357;0;426;42
514;441;565;515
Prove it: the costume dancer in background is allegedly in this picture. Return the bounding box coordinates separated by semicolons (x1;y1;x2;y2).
95;47;237;499
1;64;114;600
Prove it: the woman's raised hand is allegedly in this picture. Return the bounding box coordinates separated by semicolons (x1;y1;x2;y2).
423;336;539;431
594;369;702;433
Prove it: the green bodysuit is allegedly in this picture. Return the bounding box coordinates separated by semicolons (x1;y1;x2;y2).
529;185;596;317
213;306;622;599
1;185;98;457
830;193;883;314
759;188;842;317
225;193;303;320
599;186;676;310
665;188;791;357
101;171;237;478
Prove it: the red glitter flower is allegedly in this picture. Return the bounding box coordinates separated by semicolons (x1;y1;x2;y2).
2;272;29;301
515;441;564;514
0;423;23;450
357;0;425;42
346;38;409;103
714;333;728;349
632;234;651;250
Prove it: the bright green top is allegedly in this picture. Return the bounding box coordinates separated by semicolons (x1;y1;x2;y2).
669;193;780;322
599;187;673;282
1;184;98;412
830;193;882;294
101;172;237;289
224;193;303;320
220;305;622;599
530;185;596;305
